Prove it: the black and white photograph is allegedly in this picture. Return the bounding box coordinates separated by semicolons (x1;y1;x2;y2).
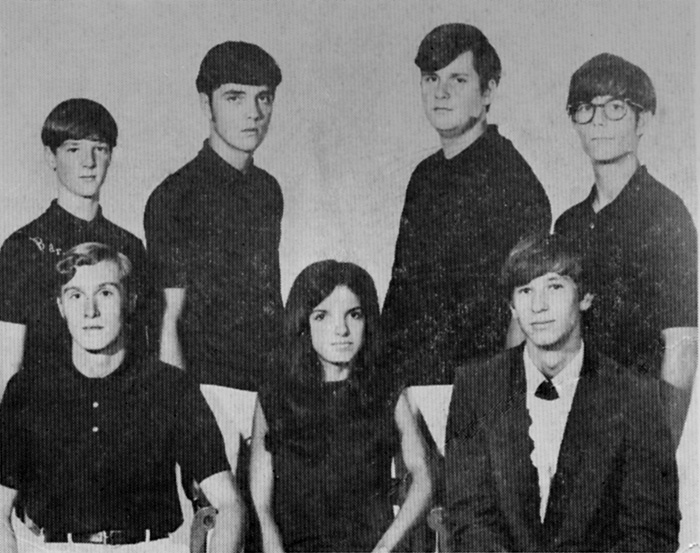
0;1;696;551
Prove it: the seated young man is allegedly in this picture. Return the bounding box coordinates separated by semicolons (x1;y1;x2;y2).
554;53;697;444
445;234;679;552
0;99;151;398
0;243;243;553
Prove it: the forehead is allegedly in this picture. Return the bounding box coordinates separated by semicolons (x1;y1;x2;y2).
58;138;110;149
61;260;123;292
313;285;361;310
517;272;575;288
213;82;272;95
430;51;477;75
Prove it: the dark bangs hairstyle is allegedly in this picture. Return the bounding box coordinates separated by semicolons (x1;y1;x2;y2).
499;233;589;303
42;98;118;153
567;53;656;120
282;260;381;389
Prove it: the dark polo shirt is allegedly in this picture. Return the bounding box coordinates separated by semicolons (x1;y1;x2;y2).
555;165;697;376
382;125;552;385
0;356;229;534
144;141;284;390
0;201;151;368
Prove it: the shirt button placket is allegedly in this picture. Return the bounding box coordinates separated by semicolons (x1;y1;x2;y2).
92;400;100;434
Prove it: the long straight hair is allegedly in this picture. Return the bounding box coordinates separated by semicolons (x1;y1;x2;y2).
280;260;388;401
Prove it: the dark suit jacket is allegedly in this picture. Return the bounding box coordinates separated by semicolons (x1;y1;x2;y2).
445;346;680;552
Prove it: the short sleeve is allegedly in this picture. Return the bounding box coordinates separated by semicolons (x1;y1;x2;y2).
174;376;230;484
652;202;697;329
143;180;190;289
0;374;29;489
0;234;41;325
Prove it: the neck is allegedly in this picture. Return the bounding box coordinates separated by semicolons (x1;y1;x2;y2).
525;336;582;380
321;362;351;382
209;132;253;173
441;119;488;159
591;154;639;211
57;190;100;221
72;338;126;378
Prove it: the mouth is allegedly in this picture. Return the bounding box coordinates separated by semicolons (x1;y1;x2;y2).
83;325;103;331
531;321;554;329
241;128;259;134
331;342;354;348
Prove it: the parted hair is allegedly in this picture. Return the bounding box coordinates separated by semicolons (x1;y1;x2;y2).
56;242;132;296
499;233;589;302
281;260;381;389
42;99;118;153
415;23;501;92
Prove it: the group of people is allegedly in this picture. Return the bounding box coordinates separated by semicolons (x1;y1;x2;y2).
0;21;695;553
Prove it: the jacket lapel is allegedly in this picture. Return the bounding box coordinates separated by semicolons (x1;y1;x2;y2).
487;348;544;549
543;351;623;546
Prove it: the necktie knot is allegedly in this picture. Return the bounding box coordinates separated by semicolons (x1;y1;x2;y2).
535;378;559;400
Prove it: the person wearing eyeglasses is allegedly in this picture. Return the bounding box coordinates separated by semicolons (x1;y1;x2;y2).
554;53;697;447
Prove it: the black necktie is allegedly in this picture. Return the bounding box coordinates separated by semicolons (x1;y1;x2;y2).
535;378;559;400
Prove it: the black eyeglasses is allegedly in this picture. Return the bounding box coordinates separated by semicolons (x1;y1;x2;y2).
568;98;644;124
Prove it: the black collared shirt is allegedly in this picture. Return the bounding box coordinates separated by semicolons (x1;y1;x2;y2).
0;356;229;533
555;165;697;376
0;201;151;367
144;141;284;390
382;125;552;385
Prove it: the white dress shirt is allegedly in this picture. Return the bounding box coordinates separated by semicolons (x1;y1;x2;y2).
524;344;585;522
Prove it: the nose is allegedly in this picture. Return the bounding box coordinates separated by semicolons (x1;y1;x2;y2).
591;105;606;126
334;317;350;336
247;97;263;120
435;78;450;99
81;148;97;168
531;289;549;313
83;296;100;318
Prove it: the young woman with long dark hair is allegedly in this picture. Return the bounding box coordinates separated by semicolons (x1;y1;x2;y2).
250;260;431;552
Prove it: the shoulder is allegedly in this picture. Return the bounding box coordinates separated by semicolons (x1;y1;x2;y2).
452;348;520;407
0;218;50;262
146;154;204;211
637;170;695;225
555;197;590;231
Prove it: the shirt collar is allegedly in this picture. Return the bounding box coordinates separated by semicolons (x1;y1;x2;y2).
47;199;105;228
586;164;650;213
523;342;585;394
197;139;254;183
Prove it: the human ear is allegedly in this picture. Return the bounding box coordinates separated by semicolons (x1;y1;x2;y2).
44;146;57;171
482;79;498;107
579;292;594;312
56;297;65;319
199;92;213;120
635;110;652;138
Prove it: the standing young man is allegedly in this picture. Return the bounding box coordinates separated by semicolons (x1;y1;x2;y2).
382;24;551;386
555;54;697;444
144;41;284;474
446;234;679;551
0;243;243;553
0;99;150;397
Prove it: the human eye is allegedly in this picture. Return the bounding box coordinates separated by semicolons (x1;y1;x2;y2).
421;74;438;84
607;100;627;116
258;93;274;106
65;290;82;301
225;93;244;103
94;144;110;154
549;282;564;290
311;311;325;322
515;286;531;295
349;308;364;320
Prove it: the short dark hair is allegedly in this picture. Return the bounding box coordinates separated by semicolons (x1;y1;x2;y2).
56;242;132;297
41;99;118;153
500;233;589;302
567;53;656;117
415;23;501;92
196;41;282;98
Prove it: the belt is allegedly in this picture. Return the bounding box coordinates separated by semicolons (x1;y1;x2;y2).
44;528;168;545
